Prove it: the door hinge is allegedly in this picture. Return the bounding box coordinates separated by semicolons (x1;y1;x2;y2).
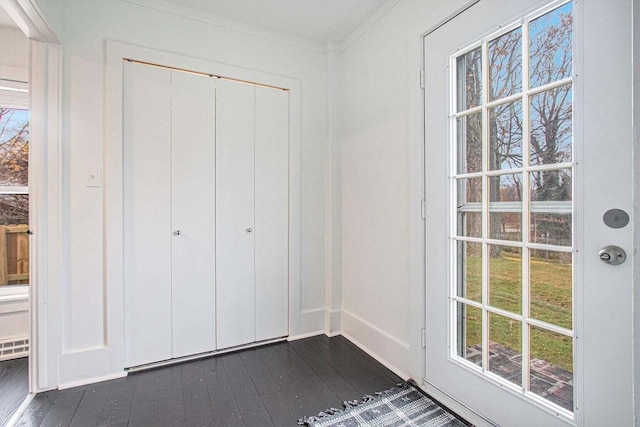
421;200;426;219
420;69;425;89
421;328;426;348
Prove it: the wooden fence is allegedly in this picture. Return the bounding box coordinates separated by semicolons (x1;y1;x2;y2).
0;224;29;286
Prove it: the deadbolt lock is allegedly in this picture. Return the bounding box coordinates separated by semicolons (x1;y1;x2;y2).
598;245;626;265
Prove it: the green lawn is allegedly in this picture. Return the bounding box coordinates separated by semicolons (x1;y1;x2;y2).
461;251;573;372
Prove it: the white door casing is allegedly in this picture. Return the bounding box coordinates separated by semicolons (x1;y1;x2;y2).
423;1;633;426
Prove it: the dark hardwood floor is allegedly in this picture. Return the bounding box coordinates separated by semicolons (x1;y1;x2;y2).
16;335;405;426
0;357;29;426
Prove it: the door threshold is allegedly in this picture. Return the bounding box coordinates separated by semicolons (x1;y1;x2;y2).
126;336;288;373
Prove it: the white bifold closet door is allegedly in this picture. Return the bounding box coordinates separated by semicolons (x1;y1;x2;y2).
123;61;216;367
216;79;289;350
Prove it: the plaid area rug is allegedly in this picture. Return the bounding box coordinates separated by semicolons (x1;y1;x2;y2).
298;383;467;427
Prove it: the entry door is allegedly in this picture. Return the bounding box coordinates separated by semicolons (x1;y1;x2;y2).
423;1;633;425
124;62;216;367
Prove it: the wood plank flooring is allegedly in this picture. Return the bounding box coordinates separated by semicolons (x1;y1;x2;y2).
17;336;404;426
0;357;29;426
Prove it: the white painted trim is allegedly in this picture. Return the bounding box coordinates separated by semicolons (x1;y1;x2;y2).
338;0;402;52
341;329;409;381
105;40;302;379
121;0;326;53
0;0;58;43
287;331;325;341
58;372;128;391
341;309;410;380
421;380;497;427
29;40;62;393
5;393;34;427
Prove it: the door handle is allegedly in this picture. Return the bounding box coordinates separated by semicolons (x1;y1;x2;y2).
174;230;181;236
246;228;252;233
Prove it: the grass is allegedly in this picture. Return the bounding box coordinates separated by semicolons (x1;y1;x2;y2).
460;250;573;372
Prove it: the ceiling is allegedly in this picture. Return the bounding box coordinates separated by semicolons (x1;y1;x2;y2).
0;6;17;28
161;0;389;45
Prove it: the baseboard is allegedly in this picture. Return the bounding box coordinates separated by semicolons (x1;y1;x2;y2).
287;330;324;341
59;371;127;390
421;380;497;427
5;393;34;427
340;309;410;380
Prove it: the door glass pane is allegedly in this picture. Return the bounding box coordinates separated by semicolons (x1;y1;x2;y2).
456;302;482;367
529;2;573;88
457;112;482;174
456;241;482;303
488;312;522;386
0;108;29;186
457;177;482;238
530;326;573;411
531;213;571;246
489;101;523;170
488;245;521;314
530;84;572;165
530;250;572;329
489;27;522;101
456;47;482;112
489;174;522;241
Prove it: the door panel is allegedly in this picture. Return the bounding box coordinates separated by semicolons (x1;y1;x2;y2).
123;62;173;367
170;71;217;358
423;1;633;425
215;79;256;349
254;87;289;341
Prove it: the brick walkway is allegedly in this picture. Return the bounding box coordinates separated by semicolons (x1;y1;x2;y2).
465;343;573;411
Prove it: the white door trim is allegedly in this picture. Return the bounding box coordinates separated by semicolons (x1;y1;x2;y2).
105;40;301;377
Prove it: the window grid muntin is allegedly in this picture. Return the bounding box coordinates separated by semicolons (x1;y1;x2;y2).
449;0;574;414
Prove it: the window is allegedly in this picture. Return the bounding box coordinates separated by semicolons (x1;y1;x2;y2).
0;79;29;287
451;1;573;413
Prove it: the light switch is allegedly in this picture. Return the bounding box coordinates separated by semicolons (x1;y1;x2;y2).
84;167;102;187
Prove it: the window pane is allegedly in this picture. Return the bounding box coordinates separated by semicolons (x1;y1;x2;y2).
489;27;522;101
0;194;28;225
456;241;482;303
529;2;573;88
457;177;482;238
530;84;572;165
488;313;522;386
456;112;482;174
531;213;571;246
489;101;523;170
456;302;482;367
530;169;572;202
488;246;521;314
489;174;522;241
456;47;482;112
0;108;29;186
530;326;573;411
530;250;572;329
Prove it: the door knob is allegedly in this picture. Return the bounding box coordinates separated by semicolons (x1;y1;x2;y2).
174;230;181;236
598;245;626;265
246;227;252;233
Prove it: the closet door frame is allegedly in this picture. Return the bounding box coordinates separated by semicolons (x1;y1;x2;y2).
105;40;301;372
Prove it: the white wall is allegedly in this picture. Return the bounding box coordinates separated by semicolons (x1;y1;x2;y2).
0;25;28;81
56;0;327;385
339;0;462;379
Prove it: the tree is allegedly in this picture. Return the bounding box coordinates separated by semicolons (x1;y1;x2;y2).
0;108;29;225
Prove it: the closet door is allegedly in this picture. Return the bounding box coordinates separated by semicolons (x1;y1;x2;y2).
254;87;289;341
170;71;216;358
123;62;173;367
215;79;256;349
